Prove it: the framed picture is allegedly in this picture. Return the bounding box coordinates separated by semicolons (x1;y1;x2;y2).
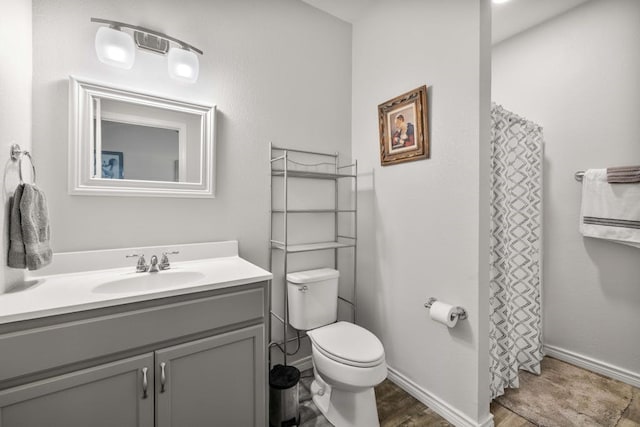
101;151;124;179
378;85;429;166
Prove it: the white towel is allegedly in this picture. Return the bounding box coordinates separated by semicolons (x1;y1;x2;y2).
580;169;640;248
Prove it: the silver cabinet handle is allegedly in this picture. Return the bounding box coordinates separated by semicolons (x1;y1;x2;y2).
298;285;308;292
160;362;167;393
141;367;148;399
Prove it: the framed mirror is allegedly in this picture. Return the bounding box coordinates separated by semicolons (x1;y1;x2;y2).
69;76;215;197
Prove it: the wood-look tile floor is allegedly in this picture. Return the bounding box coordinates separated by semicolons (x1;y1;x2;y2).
298;357;640;426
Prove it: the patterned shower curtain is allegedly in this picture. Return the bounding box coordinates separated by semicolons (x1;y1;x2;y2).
489;104;544;399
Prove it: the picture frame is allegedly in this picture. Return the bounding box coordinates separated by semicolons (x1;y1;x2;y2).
378;85;429;166
101;151;124;179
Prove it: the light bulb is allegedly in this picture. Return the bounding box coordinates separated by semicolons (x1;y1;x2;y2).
95;26;135;69
168;47;199;83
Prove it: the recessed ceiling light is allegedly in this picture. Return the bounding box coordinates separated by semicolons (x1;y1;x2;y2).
492;0;512;4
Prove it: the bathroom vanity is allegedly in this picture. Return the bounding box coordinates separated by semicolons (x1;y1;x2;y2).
0;241;271;427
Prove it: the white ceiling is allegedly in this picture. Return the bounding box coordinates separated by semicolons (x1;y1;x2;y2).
300;0;374;24
301;0;593;44
492;0;592;44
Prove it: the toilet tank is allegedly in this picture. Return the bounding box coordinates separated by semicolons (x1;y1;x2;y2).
286;268;339;331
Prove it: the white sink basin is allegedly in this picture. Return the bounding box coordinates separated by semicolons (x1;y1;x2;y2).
93;271;206;294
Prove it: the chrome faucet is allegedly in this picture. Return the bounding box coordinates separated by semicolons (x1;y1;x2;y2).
126;254;148;273
126;251;178;273
159;251;179;270
148;255;160;273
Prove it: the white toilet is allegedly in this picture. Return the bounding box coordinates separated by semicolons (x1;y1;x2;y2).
287;268;387;427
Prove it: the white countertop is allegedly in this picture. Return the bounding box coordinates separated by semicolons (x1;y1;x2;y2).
0;241;272;324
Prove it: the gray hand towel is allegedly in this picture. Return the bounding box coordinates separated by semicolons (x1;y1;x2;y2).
20;184;52;270
7;183;52;270
8;184;26;268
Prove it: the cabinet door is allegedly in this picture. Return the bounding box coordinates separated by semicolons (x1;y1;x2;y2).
0;353;154;427
156;324;265;427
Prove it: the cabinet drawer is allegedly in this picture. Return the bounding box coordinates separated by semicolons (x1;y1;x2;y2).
0;286;264;384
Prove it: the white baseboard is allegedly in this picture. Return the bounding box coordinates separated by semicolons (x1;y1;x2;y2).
544;344;640;388
290;355;313;373
387;366;494;427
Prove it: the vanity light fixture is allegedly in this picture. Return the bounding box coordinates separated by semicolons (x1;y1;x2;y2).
492;0;512;4
168;47;199;82
94;26;135;69
91;18;203;83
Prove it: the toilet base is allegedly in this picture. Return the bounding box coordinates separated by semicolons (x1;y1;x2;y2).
311;375;380;427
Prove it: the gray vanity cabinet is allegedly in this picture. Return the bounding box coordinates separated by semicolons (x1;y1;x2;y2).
0;282;268;427
156;324;264;427
0;353;155;427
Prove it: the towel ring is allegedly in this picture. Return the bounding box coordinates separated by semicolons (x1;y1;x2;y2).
10;144;36;184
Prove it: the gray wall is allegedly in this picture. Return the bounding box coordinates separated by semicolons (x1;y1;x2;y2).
31;0;352;273
0;0;32;293
493;0;640;380
102;121;179;182
351;1;492;424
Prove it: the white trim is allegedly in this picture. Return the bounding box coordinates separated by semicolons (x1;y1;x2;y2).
387;366;494;427
290;355;313;373
69;75;215;198
544;344;640;388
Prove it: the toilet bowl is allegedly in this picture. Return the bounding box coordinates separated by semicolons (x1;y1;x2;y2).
307;321;387;427
286;269;387;427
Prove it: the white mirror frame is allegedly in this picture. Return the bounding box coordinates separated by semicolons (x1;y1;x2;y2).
69;76;216;198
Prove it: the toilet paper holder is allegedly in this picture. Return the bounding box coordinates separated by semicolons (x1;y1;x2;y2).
424;297;467;321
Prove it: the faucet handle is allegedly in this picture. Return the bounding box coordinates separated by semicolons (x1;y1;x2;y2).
159;251;179;270
126;254;148;273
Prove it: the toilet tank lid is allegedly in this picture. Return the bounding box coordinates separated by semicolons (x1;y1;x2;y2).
286;268;339;284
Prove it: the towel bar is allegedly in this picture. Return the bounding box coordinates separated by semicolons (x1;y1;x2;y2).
10;143;36;184
575;171;585;182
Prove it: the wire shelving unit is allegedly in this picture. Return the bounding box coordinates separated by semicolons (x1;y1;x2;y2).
268;144;358;367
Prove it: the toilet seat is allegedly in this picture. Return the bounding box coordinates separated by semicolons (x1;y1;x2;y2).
308;321;385;368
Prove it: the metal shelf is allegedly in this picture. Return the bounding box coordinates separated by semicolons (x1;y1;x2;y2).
268;144;358;367
271;241;356;253
271;209;356;214
271;169;356;180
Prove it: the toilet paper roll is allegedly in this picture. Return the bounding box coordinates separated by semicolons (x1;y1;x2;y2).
429;301;458;327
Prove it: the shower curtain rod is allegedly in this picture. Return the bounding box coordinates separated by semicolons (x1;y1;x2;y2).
492;103;542;130
505;115;543;129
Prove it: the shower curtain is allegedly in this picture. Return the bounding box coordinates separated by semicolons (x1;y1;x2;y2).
489;104;544;399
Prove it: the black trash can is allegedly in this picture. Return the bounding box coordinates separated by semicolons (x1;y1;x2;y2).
269;364;300;427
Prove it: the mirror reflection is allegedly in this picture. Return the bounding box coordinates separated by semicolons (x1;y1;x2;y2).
93;98;201;183
99;121;179;181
